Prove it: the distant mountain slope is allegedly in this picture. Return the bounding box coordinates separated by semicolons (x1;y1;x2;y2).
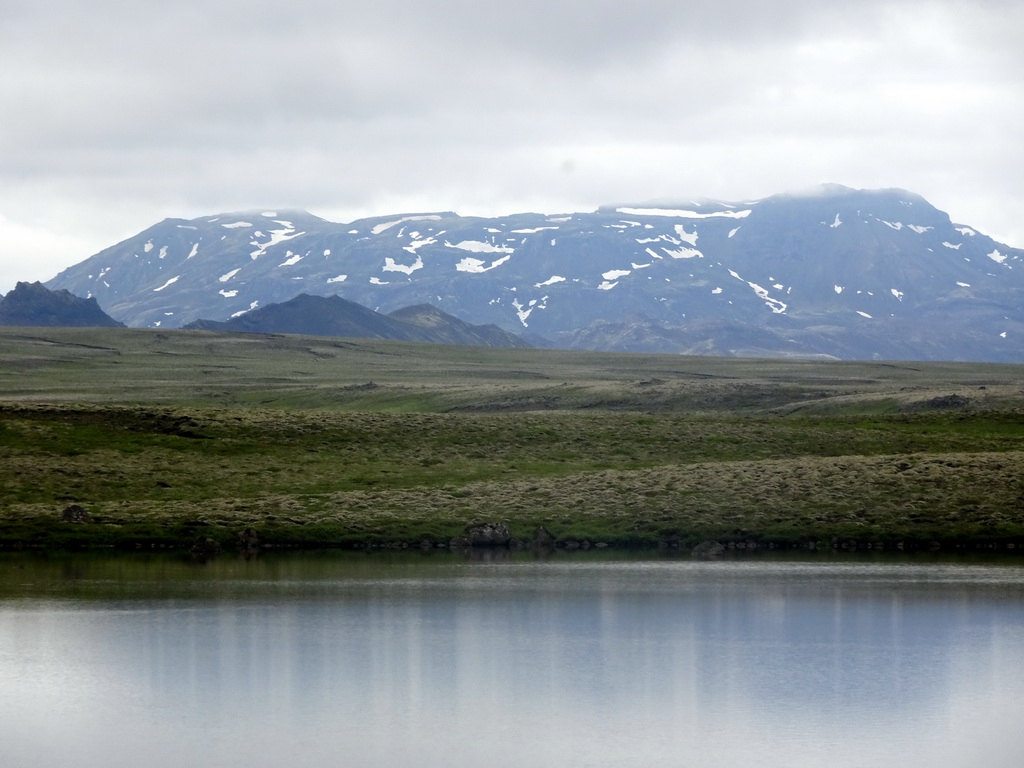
387;304;530;348
183;293;529;348
45;186;1024;361
0;281;123;327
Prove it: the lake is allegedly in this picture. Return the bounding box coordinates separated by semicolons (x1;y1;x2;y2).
2;550;1023;768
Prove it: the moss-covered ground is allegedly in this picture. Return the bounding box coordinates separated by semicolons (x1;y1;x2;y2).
2;327;1023;551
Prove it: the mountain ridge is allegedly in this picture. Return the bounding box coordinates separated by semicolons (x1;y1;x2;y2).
44;185;1024;361
183;293;529;348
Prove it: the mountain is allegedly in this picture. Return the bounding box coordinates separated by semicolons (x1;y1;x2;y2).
386;304;531;348
45;185;1024;361
183;293;529;348
0;281;124;327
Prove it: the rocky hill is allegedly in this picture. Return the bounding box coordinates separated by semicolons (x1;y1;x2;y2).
0;281;123;327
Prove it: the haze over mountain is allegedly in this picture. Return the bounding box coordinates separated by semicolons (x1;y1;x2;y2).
46;185;1024;361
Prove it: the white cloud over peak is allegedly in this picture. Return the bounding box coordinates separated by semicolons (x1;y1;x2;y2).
1;0;1022;292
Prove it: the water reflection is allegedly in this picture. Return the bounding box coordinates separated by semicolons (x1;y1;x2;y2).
1;553;1023;768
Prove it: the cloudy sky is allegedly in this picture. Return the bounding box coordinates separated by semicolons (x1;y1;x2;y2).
1;0;1021;293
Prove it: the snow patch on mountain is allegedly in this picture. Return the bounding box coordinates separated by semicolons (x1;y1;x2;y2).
447;240;515;254
674;225;699;245
728;269;787;313
535;275;566;287
222;221;252;229
456;255;512;273
384;255;424;275
402;237;437;254
663;246;702;259
219;268;241;282
251;224;303;259
231;300;259;318
153;276;179;292
512;297;545;326
603;270;631;281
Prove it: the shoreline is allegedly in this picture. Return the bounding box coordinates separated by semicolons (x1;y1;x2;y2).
4;508;1024;555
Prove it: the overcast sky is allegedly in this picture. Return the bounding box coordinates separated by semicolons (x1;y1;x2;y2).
1;0;1022;293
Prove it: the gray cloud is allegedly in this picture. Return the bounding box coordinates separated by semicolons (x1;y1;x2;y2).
1;0;1022;292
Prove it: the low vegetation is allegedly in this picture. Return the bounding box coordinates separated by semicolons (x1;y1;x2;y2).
2;327;1023;552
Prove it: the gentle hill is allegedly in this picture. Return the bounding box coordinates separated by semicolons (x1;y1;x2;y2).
387;303;529;348
1;325;1020;412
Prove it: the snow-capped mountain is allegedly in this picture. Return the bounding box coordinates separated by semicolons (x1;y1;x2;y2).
45;185;1024;361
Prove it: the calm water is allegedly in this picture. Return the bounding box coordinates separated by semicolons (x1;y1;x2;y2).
2;551;1023;768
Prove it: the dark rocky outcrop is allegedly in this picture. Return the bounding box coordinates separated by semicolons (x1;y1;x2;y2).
0;281;123;327
532;526;555;548
927;394;970;409
691;540;725;558
451;522;514;548
190;536;222;560
237;528;260;554
60;504;91;523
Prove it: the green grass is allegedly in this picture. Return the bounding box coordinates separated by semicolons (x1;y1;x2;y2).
2;327;1023;552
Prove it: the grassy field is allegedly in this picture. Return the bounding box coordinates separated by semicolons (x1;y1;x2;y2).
2;327;1023;552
